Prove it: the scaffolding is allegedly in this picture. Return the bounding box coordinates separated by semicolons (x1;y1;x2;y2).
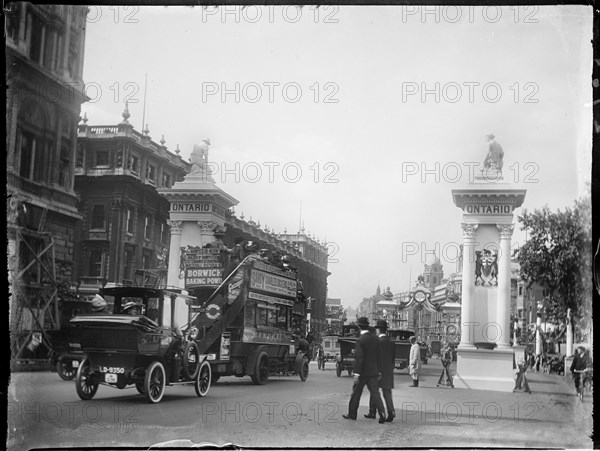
8;198;63;369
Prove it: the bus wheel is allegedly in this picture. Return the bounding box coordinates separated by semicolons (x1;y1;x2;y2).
299;357;309;382
251;352;269;385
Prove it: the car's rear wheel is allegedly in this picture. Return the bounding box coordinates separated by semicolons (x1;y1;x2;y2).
56;359;77;381
144;361;166;403
299;357;309;382
75;359;98;400
251;352;269;385
195;360;211;397
182;341;200;381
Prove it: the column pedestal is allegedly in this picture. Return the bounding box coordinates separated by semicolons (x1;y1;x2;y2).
453;348;515;392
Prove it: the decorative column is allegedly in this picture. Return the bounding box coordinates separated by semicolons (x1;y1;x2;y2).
459;223;478;348
166;220;183;288
496;224;514;349
566;308;573;357
198;220;218;247
535;313;543;357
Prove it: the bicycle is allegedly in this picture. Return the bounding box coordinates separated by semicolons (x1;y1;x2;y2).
573;369;590;402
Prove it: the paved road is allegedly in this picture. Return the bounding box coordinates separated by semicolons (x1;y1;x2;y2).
7;359;593;449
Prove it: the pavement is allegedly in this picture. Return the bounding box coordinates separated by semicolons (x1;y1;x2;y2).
7;358;595;449
309;358;594;449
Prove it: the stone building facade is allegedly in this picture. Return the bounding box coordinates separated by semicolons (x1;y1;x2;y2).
6;4;89;361
74;110;190;292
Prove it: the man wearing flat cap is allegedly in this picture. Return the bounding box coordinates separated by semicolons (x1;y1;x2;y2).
367;319;396;422
343;317;386;423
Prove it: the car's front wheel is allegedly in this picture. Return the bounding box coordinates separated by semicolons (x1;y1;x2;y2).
195;360;211;397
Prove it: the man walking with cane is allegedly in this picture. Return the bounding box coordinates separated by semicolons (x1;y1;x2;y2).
342;317;386;423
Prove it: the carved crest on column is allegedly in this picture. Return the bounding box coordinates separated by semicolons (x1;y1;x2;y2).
198;220;218;232
475;248;498;286
167;220;183;233
461;223;478;238
496;224;515;239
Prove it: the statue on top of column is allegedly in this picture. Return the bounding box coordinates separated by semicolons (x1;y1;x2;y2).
482;133;504;177
189;139;215;183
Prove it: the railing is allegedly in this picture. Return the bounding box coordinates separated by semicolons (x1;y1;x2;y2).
87;125;119;134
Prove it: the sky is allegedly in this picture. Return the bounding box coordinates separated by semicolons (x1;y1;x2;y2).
81;5;593;309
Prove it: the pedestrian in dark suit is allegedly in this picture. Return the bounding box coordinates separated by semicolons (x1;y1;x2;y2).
343;317;386;423
368;320;396;422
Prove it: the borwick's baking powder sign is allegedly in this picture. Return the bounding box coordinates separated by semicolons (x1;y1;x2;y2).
184;247;223;287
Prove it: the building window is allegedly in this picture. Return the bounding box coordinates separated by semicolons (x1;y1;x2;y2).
144;216;152;239
162;172;172;188
128;155;140;174
91;205;106;230
89;249;104;277
147;164;156;183
518;285;523;296
160;223;168;244
123;250;134;280
29;15;44;64
6;3;20;43
95;151;109;167
19;132;46;182
126;208;134;234
142;253;151;269
58;145;71;187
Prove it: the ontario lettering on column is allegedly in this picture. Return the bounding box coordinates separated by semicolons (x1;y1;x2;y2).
464;204;513;214
171;202;212;212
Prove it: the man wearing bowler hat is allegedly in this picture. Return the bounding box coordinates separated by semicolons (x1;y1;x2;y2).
367;319;396;422
343;317;386;423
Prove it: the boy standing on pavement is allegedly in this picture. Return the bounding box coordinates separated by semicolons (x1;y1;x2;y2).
409;336;421;387
342;317;386;423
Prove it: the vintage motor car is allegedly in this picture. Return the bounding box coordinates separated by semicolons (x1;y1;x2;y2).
47;299;97;380
70;287;211;403
387;329;429;370
335;324;360;377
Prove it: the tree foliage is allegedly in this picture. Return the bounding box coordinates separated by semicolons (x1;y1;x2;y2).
516;196;592;333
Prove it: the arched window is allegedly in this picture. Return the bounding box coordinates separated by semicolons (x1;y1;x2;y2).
17;100;50;183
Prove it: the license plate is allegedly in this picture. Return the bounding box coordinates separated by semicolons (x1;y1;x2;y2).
72;360;79;368
105;374;118;383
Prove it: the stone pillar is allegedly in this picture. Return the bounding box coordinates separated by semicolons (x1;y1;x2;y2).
198;220;218;247
459;223;477;348
166;220;183;288
496;224;514;349
535;314;542;356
